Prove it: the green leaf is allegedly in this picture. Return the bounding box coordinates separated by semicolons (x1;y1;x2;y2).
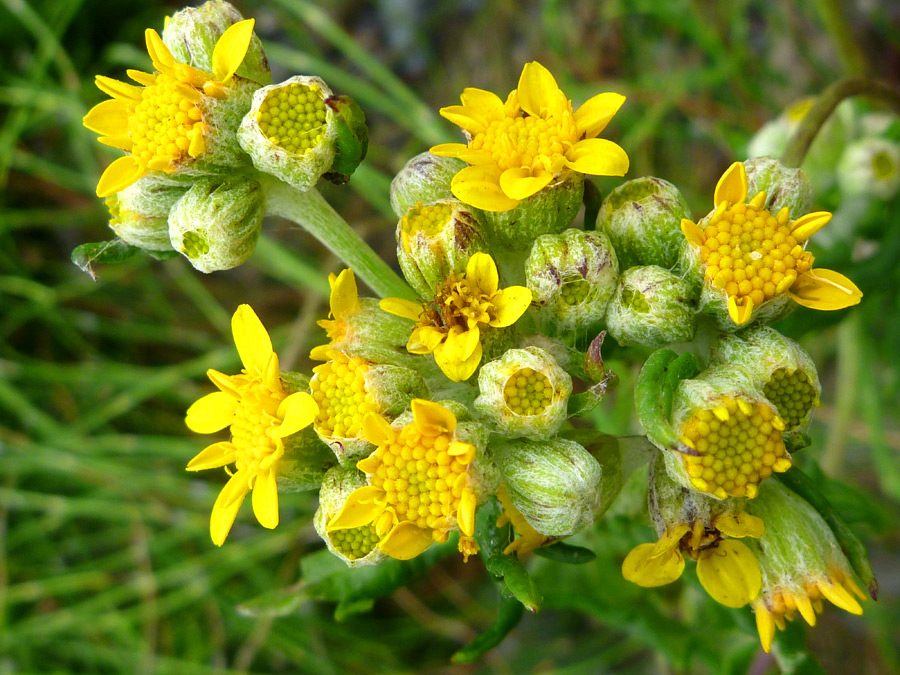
451;596;524;664
533;542;596;564
484;554;542;613
474;496;512;559
236;584;307;618
71;239;138;280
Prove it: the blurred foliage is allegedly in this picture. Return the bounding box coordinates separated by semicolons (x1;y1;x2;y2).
2;0;900;672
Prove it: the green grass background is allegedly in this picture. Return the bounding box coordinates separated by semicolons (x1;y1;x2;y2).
2;0;900;672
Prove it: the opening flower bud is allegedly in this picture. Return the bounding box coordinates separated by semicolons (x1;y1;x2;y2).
106;175;188;251
390;152;466;218
743;157;813;219
314;467;386;567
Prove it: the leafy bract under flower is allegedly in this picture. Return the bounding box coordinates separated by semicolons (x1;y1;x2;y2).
681;162;862;325
327;400;480;561
83;20;255;197
380;252;532;382
185;304;318;545
431;61;629;211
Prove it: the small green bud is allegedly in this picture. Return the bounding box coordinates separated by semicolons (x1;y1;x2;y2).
711;327;821;430
525;229;619;334
481;171;584;251
492;437;602;537
167;176;264;272
474;347;572;440
838;138;900;201
390;152;466;218
605;265;697;348
106;175;188;251
396;200;484;298
238;77;367;190
597;176;691;269
163;1;271;85
314;466;386;566
743;157;814;219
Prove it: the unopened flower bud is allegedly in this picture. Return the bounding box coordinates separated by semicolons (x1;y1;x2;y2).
838;138;900;201
597;176;691;269
106;175;188;251
396;200;484;298
168;175;264;272
666;366;790;500
474;347;572;440
314;466;386;566
526;229;618;333
605;265;697;348
163;1;271;85
745;480;867;653
238;77;367;190
711;327;820;430
482;172;584;251
390;152;466;218
492;437;602;537
743;157;814;219
309;350;427;463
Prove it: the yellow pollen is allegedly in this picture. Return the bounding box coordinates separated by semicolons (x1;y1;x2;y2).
468;108;575;171
558;275;591;306
401;202;453;246
330;524;380;560
763;368;818;429
229;380;286;474
310;353;378;439
129;72;205;170
503;367;553;416
698;198;814;307
681;397;790;499
257;82;327;155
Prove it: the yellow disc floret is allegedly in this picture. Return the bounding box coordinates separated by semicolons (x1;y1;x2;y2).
503;367;553;416
228;378;286;474
257;82;327;155
130;72;206;170
763;368;818;429
310;352;378;439
468;106;574;173
680;398;791;499
330;524;381;560
558;275;591;306
400;202;453;251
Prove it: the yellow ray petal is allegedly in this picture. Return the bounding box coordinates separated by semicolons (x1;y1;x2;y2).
681;219;704;247
252;468;279;529
210;469;251;545
439;105;488;134
727;295;754;325
309;343;331;361
714;162;748;207
516;61;561;117
574;91;626;138
411;399;457;435
457;488;476;536
564;138;629;176
434;336;482;382
82;99;130;136
407;325;444;355
96;155;145;198
450;164;520;212
489;286;532;327
714;511;765;539
126;69;156;87
429;142;470;159
499;167;553;201
185;391;238;433
186;441;237;471
97;135;133;151
145;29;176;71
441;325;481;363
212;19;255;82
818;580;863;615
448;441;476;464
790;269;863;310
790;211;832;242
327;485;386;530
274;392;318;438
754;601;776;653
94;75;142;101
465;252;499;295
459;86;504;115
696;540;761;608
361;412;395;446
231;304;273;374
380;297;423;321
622;542;685;587
378;521;434;560
329;268;360;318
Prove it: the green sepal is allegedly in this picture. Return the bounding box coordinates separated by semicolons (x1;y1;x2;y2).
451;596;524;664
71;239;138;280
325;95;368;182
532;542;596;564
634;349;699;450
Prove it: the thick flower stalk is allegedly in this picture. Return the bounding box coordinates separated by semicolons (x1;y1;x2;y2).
431;61;628;211
185;305;319;545
327;400;485;561
83;20;256;197
681;161;862;326
380;252;532;382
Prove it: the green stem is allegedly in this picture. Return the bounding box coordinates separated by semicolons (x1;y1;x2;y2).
812;0;868;76
781;78;900;168
263;179;415;299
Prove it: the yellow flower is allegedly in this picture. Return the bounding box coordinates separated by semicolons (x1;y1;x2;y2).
379;252;532;382
496;483;552;555
310;268;361;361
681;162;862;325
185;304;318;546
431;61;629;212
83;20;255;198
327;400;480;561
622;512;764;608
753;566;866;653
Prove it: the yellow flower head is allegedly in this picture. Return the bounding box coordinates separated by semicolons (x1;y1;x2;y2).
83;20;255;198
380;252;532;382
310;268;361;361
681;162;862;325
431;61;629;212
327;400;480;561
309;349;379;441
185;304;318;546
622;511;765;608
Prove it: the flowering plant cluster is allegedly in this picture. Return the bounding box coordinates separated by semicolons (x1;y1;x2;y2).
80;1;883;663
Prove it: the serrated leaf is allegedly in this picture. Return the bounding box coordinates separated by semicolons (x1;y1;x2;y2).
71;239;138;280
